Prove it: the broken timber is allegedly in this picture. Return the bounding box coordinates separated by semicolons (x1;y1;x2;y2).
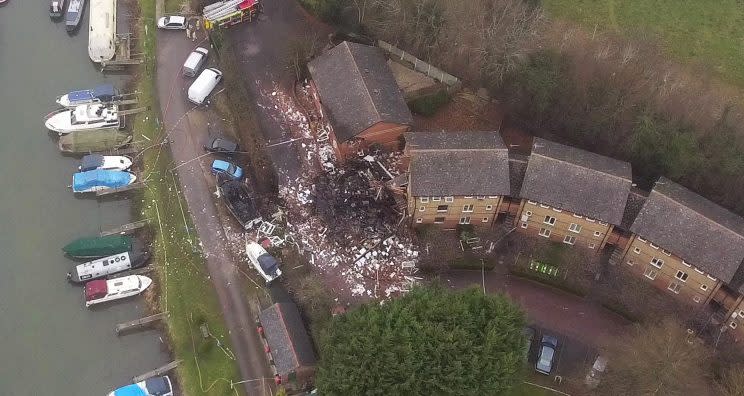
95;181;146;196
131;360;181;383
100;219;149;236
100;34;144;71
116;311;168;335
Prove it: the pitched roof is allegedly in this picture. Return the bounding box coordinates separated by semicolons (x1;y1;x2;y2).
406;131;510;196
619;188;648;231
519;138;632;224
308;41;413;142
630;177;744;282
259;303;317;375
508;153;529;197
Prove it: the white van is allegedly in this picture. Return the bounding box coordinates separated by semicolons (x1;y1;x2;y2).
183;47;209;77
188;68;222;105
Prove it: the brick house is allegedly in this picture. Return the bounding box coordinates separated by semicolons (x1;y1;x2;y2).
516;138;632;251
619;178;744;316
308;41;413;161
259;302;317;387
405;131;510;228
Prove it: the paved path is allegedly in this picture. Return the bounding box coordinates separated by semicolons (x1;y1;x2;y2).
155;30;274;395
443;270;630;348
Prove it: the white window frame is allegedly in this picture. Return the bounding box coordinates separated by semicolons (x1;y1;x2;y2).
586;217;596;223
415;218;423;224
481;217;489;223
650;257;664;269
488;196;499;199
444;196;454;203
563;235;576;245
520;222;528;229
598;220;608;226
732;321;739;329
633;247;641;254
700;284;708;291
539;228;551;238
462;204;474;213
594;231;602;237
637;236;647;243
739;310;744;318
544;216;556;226
432;196;441;202
694;268;705;274
572;214;583;219
644;267;658;280
707;275;718;281
682;260;691;267
433;217;445;224
419;197;429;203
668;281;681;294
464;196;474;199
476;196;486;200
588;243;596;249
459;216;471;225
661;249;672;256
485;205;493;211
419;206;425;212
693;296;701;303
649;242;659;249
675;270;688;282
627;259;634;266
525;211;533;217
539;204;550;209
527;200;537;205
436;205;448;213
552;208;563;213
568;223;582;233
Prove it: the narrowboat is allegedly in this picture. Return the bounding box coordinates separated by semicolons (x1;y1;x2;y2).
67;250;150;283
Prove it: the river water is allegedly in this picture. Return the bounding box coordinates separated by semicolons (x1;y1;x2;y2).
0;1;169;394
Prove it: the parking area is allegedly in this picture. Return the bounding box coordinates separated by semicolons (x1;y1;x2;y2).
526;325;597;381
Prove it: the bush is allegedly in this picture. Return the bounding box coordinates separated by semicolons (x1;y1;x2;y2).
408;89;450;116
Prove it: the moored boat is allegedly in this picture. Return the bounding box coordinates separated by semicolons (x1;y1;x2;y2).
65;0;85;32
63;234;132;259
84;275;152;307
56;84;117;108
220;180;262;229
107;376;174;396
88;0;116;62
50;0;66;18
67;249;150;283
72;169;136;193
79;154;132;172
45;103;120;135
58;130;132;154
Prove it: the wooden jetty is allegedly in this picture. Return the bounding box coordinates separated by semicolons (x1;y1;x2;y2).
116;311;168;335
132;360;181;382
100;219;149;236
101;34;144;71
95;181;146;196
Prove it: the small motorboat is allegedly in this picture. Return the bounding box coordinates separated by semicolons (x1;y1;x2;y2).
84;275;152;307
79;154;132;172
63;235;133;259
67;249;150;283
56;84;117;108
44;103;120;135
108;376;174;396
220;180;262;229
72;169;136;193
65;0;85;32
0;0;9;6
50;0;66;18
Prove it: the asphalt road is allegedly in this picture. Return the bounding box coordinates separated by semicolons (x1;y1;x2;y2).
155;29;274;395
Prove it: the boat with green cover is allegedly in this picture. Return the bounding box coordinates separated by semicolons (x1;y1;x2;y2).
58;130;132;154
62;235;132;258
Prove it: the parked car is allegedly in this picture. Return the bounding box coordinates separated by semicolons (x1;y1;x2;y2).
585;356;608;388
187;67;222;105
535;334;558;375
522;327;536;362
204;135;239;154
157;15;187;29
211;160;243;180
183;47;209;77
245;242;282;284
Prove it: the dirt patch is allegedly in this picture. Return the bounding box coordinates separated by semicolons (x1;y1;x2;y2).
413;90;504;132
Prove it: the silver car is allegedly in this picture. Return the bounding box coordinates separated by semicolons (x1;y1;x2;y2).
535;334;558;375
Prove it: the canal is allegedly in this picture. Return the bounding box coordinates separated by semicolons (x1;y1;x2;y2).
0;1;169;394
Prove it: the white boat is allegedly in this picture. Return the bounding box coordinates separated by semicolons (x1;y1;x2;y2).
56;84;117;108
88;0;116;62
79;154;133;172
44;104;120;135
108;375;174;396
84;275;152;307
67;250;150;283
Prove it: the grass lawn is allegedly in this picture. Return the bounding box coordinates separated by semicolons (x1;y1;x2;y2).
507;382;552;396
135;0;241;395
542;0;744;86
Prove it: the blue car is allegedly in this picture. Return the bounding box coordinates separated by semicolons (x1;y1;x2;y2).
211;159;243;180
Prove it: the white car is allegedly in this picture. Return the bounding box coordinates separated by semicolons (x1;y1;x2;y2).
157;15;187;30
245;242;282;284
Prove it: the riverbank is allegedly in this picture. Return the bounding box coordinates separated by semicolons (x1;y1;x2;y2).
131;0;242;394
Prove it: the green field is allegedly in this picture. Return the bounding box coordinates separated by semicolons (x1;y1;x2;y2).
542;0;744;85
507;382;553;396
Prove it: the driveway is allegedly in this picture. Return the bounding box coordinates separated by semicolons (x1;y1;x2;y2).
155;30;274;395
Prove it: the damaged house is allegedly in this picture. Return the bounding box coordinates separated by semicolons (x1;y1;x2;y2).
259;302;317;387
308;41;413;161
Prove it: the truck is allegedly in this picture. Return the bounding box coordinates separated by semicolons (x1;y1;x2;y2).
203;0;262;30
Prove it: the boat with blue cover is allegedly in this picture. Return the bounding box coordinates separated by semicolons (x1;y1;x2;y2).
56;84;117;108
107;375;173;396
72;169;136;193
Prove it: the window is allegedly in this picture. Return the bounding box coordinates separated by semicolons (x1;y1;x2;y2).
444;196;454;203
539;228;551;238
572;214;584;219
694;268;705;274
637;236;647;243
418;206;425;212
419;197;429;203
633;247;641;254
434;217;445;224
675;271;689;282
488;196;499;199
481;217;489;223
462;204;474;213
707;275;718;281
662;249;672;256
739;310;744;318
644;267;658;280
464;196;474;199
682;260;691;267
650;257;664;268
594;231;602;237
432;197;441;202
568;223;582;233
588;243;596;249
649;243;659;249
485;205;493;211
459;217;471;225
527;200;537;205
416;218;423;223
693;296;701;303
586;217;596;223
437;205;448;212
627;259;634;266
525;211;533;217
732;321;739;330
552;208;563;213
668;282;681;294
539;204;550;209
544;215;556;225
700;284;708;291
563;235;576;245
477;196;486;200
520;222;528;229
598;221;608;226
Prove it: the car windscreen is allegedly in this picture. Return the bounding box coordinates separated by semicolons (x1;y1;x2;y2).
227;164;236;174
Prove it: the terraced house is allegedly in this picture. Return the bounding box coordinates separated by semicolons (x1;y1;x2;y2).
515;138;632;251
405;131;510;227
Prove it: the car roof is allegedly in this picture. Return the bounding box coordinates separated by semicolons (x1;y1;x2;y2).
168;15;185;22
212;159;230;169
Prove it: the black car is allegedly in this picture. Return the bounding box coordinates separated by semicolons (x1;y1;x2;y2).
204;135;239;154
